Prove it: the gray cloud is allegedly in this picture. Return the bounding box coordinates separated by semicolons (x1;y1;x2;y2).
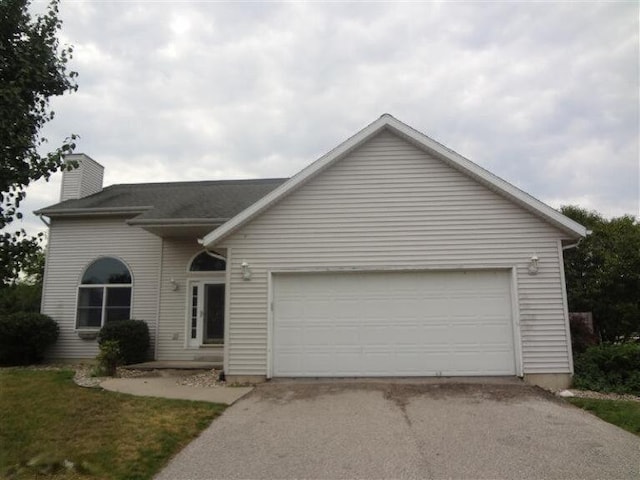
17;1;639;240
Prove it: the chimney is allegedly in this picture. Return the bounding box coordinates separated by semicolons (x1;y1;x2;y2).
60;154;104;202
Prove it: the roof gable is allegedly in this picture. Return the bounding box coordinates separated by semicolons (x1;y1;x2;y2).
201;114;586;247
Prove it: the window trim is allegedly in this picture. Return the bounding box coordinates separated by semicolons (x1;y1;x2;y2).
75;256;134;330
187;250;227;273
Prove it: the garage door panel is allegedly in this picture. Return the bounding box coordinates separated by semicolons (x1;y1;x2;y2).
273;271;516;377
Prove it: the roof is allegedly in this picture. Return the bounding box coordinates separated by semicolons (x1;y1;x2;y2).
36;178;288;227
201;114;587;247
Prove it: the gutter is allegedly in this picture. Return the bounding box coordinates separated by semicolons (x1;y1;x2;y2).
37;214;50;228
34;206;153;217
126;218;228;226
562;230;591;250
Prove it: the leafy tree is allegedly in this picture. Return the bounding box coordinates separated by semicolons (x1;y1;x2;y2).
0;0;78;286
562;206;640;342
0;243;45;315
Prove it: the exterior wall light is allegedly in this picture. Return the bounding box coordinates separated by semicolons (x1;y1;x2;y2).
241;261;252;281
528;255;539;275
170;278;179;291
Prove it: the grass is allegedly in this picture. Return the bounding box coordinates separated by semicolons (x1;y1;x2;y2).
0;368;226;479
568;397;640;436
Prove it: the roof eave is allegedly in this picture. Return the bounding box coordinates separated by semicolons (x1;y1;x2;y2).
34;206;153;217
127;217;229;227
200;115;390;247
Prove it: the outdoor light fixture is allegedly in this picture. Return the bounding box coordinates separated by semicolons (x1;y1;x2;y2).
169;278;179;291
241;261;252;281
528;255;539;275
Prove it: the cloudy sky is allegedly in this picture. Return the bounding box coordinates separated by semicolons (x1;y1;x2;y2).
20;0;639;238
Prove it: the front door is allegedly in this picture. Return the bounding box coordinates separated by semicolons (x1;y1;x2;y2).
188;281;225;347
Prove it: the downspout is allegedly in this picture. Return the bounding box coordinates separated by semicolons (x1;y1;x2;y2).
38;215;51;316
38;214;50;228
562;231;591;250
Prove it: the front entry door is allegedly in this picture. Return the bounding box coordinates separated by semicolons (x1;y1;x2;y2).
188;281;225;347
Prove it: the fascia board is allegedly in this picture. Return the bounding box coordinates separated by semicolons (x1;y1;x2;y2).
127;218;229;226
200;114;587;247
200;115;391;247
34;206;153;217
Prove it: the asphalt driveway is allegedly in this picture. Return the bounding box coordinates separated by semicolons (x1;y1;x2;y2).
155;380;639;479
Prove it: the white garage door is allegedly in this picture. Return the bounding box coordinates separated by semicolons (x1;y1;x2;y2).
272;270;516;377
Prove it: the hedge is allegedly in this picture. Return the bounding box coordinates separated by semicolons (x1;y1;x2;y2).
0;312;59;365
573;343;640;395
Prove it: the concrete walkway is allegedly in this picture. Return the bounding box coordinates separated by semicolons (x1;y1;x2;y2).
100;377;252;405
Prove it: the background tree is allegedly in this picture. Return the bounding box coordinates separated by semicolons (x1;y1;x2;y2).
0;243;45;315
562;206;640;342
0;0;78;286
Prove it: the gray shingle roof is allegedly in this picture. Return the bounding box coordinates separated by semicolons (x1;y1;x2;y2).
36;178;288;223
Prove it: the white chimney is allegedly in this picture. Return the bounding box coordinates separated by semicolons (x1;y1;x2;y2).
60;154;104;202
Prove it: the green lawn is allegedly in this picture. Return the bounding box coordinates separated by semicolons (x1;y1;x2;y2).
568;397;640;436
0;368;226;479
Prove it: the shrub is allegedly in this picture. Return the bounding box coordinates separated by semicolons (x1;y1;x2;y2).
573;343;640;395
97;320;149;365
95;340;121;377
0;312;59;365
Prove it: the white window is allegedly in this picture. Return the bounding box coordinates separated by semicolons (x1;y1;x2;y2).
189;251;226;271
76;257;132;329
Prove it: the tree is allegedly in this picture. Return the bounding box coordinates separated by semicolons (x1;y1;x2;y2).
0;242;45;315
0;0;77;286
561;206;640;342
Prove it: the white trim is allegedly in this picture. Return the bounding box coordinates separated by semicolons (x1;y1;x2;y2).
40;232;52;315
74;256;134;330
268;266;520;378
186;250;227;273
36;206;152;217
510;267;524;377
223;247;232;374
558;239;575;374
201;114;587;247
184;278;226;349
154;238;163;359
183;280;195;348
266;270;273;379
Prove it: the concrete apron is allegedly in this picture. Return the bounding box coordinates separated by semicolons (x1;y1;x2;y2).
100;377;253;405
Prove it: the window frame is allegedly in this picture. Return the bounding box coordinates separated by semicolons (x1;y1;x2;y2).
187;250;227;273
75;256;134;330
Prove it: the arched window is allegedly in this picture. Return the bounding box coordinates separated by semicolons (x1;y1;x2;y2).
189;251;226;272
77;257;132;328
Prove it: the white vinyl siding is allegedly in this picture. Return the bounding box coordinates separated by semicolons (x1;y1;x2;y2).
155;239;224;360
221;130;572;376
60;156;104;201
42;217;161;359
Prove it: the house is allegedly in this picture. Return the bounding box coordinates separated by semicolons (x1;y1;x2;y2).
36;114;586;389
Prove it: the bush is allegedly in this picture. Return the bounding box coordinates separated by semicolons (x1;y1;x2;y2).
95;340;121;377
0;312;59;365
573;343;640;395
97;320;149;365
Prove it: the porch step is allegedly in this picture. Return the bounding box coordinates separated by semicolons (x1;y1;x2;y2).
123;360;222;370
194;354;223;363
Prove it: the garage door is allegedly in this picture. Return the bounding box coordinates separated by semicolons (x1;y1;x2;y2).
272;270;516;377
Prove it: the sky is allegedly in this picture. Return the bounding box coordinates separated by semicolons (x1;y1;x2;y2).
18;0;640;239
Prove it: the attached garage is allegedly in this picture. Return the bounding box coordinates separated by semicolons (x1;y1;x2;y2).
200;114;587;389
271;270;518;377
